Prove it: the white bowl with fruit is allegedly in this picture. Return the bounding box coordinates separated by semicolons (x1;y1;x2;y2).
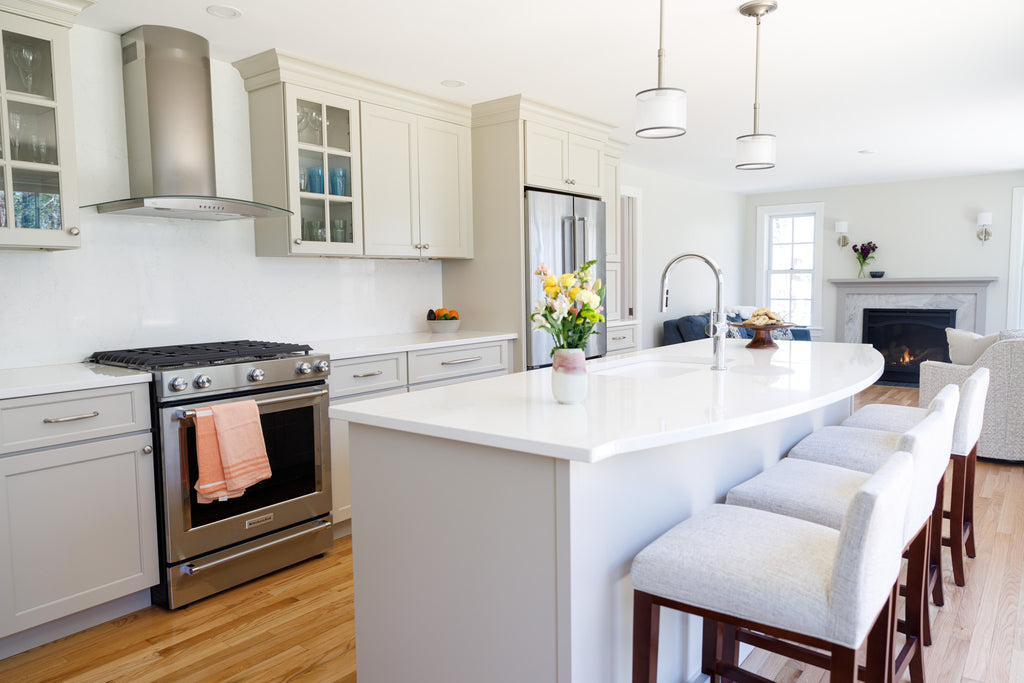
426;307;461;333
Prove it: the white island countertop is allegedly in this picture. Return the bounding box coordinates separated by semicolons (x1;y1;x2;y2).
332;338;883;463
0;363;152;401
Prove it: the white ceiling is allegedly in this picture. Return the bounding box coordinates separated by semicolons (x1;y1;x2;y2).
76;0;1024;194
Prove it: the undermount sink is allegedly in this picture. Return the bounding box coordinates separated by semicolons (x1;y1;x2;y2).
592;358;704;379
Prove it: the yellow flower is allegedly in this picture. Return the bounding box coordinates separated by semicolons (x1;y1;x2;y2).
569;287;582;300
560;273;576;288
544;284;560;298
544;275;557;289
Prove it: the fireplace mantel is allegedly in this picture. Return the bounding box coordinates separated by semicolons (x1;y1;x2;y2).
829;276;997;342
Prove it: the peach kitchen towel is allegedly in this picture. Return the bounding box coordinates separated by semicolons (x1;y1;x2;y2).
210;399;272;491
193;407;244;504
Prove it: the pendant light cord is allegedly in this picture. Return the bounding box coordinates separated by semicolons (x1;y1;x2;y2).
752;14;762;134
656;0;666;88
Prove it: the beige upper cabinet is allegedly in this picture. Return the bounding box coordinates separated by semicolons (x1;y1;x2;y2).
362;102;472;259
0;10;80;250
523;120;603;197
248;82;363;257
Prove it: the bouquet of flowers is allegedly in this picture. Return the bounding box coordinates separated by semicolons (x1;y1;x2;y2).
852;241;878;278
530;260;605;353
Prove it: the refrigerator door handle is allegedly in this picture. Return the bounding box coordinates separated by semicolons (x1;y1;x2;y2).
577;216;589;267
562;216;576;275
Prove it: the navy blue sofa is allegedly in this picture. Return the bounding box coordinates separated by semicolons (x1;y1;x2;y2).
664;313;811;345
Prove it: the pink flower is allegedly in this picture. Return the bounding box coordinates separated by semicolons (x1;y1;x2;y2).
534;263;551;277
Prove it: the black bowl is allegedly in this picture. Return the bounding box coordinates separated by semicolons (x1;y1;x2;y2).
869;271;885;278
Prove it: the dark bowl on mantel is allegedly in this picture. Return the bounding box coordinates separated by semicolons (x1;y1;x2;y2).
870;271;885;278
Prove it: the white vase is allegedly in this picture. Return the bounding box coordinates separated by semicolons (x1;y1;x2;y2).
551;348;588;404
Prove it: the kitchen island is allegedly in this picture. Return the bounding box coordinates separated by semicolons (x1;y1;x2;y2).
331;339;883;683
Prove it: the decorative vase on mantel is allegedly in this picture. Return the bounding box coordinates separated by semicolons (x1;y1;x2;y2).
858;261;868;279
551;348;587;404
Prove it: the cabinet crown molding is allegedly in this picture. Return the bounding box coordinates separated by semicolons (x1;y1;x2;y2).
233;48;471;127
0;0;95;26
471;94;615;141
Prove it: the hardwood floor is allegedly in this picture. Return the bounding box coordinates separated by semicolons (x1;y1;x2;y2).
0;383;1020;682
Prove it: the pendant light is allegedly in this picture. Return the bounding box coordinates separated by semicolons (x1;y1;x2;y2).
736;0;777;169
635;0;686;138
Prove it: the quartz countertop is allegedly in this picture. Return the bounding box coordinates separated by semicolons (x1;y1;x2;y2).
332;339;883;463
308;330;517;360
0;363;152;401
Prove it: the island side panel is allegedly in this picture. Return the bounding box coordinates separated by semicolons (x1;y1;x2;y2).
348;424;561;683
564;399;851;683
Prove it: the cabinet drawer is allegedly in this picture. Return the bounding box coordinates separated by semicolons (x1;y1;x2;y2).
329;353;408;398
0;385;150;455
607;325;637;352
408;342;509;384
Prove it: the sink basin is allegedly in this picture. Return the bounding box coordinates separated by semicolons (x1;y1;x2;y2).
592;359;703;379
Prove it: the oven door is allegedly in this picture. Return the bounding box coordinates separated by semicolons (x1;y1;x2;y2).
158;383;331;564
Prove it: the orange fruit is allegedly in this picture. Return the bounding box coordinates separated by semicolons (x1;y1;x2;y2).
435;308;449;317
450;310;459;320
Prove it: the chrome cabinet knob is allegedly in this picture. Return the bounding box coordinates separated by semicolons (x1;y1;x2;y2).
314;360;330;373
169;377;188;392
422;243;429;250
142;445;153;455
193;374;212;389
69;227;81;236
297;362;313;375
248;368;265;382
294;238;302;245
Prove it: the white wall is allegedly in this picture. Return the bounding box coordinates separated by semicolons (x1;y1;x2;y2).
0;26;441;370
621;163;746;349
745;172;1024;340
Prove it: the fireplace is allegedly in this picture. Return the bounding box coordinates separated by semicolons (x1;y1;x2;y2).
862;308;957;384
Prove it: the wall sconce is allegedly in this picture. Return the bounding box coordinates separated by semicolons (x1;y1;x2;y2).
977;212;992;242
835;220;849;247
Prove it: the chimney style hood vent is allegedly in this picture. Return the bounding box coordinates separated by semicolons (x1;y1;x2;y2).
89;25;290;222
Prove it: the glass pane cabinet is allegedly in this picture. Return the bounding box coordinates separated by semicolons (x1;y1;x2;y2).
0;14;79;250
248;81;362;257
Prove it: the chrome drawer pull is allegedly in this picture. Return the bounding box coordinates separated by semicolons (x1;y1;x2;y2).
180;519;331;575
353;370;384;378
611;335;627;341
440;356;482;366
43;411;99;424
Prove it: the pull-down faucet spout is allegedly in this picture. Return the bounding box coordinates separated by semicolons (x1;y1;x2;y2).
660;252;727;371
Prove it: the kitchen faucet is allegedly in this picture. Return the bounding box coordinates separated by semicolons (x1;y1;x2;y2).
660;252;728;371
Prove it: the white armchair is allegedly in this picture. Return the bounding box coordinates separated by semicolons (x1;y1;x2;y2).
920;336;1024;462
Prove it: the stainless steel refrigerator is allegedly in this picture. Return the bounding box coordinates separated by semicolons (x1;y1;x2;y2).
525;189;607;369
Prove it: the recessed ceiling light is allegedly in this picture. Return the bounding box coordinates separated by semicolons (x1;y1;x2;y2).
441;79;467;88
857;149;877;155
206;5;242;19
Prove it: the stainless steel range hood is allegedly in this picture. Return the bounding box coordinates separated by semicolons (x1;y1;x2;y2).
89;25;289;222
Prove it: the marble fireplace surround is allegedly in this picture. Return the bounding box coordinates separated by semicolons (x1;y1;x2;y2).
830;277;998;343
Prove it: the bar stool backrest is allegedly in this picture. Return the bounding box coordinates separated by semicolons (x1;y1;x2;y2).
896;384;959;542
950;367;990;456
828;450;914;647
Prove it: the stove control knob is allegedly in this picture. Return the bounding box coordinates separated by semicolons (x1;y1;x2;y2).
194;374;212;389
248;368;265;382
297;361;313;375
169;377;189;392
314;360;330;373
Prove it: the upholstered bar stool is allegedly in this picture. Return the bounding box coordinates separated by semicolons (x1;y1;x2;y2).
631;452;913;683
842;368;989;588
726;400;958;683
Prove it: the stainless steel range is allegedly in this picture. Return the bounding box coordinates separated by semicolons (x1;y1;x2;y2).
88;340;333;609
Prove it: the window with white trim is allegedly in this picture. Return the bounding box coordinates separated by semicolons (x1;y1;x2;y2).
755;203;824;331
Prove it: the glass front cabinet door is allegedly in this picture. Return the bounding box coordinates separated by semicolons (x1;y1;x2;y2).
249;82;362;257
0;13;79;250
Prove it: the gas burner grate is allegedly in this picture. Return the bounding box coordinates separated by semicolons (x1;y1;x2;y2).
88;340;313;370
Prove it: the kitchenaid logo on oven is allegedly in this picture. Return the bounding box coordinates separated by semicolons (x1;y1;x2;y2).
246;513;274;529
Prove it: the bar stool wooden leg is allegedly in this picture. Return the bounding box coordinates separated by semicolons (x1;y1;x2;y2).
632;590;659;683
929;478;945;607
944;453;968;586
965;444;978;558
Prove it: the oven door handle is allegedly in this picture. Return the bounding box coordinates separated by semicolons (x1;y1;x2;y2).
175;388;329;421
180;519;332;576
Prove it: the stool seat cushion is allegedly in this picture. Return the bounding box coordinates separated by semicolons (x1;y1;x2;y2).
842;404;926;434
727;458;868;530
789;426;903;474
632;504;839;641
